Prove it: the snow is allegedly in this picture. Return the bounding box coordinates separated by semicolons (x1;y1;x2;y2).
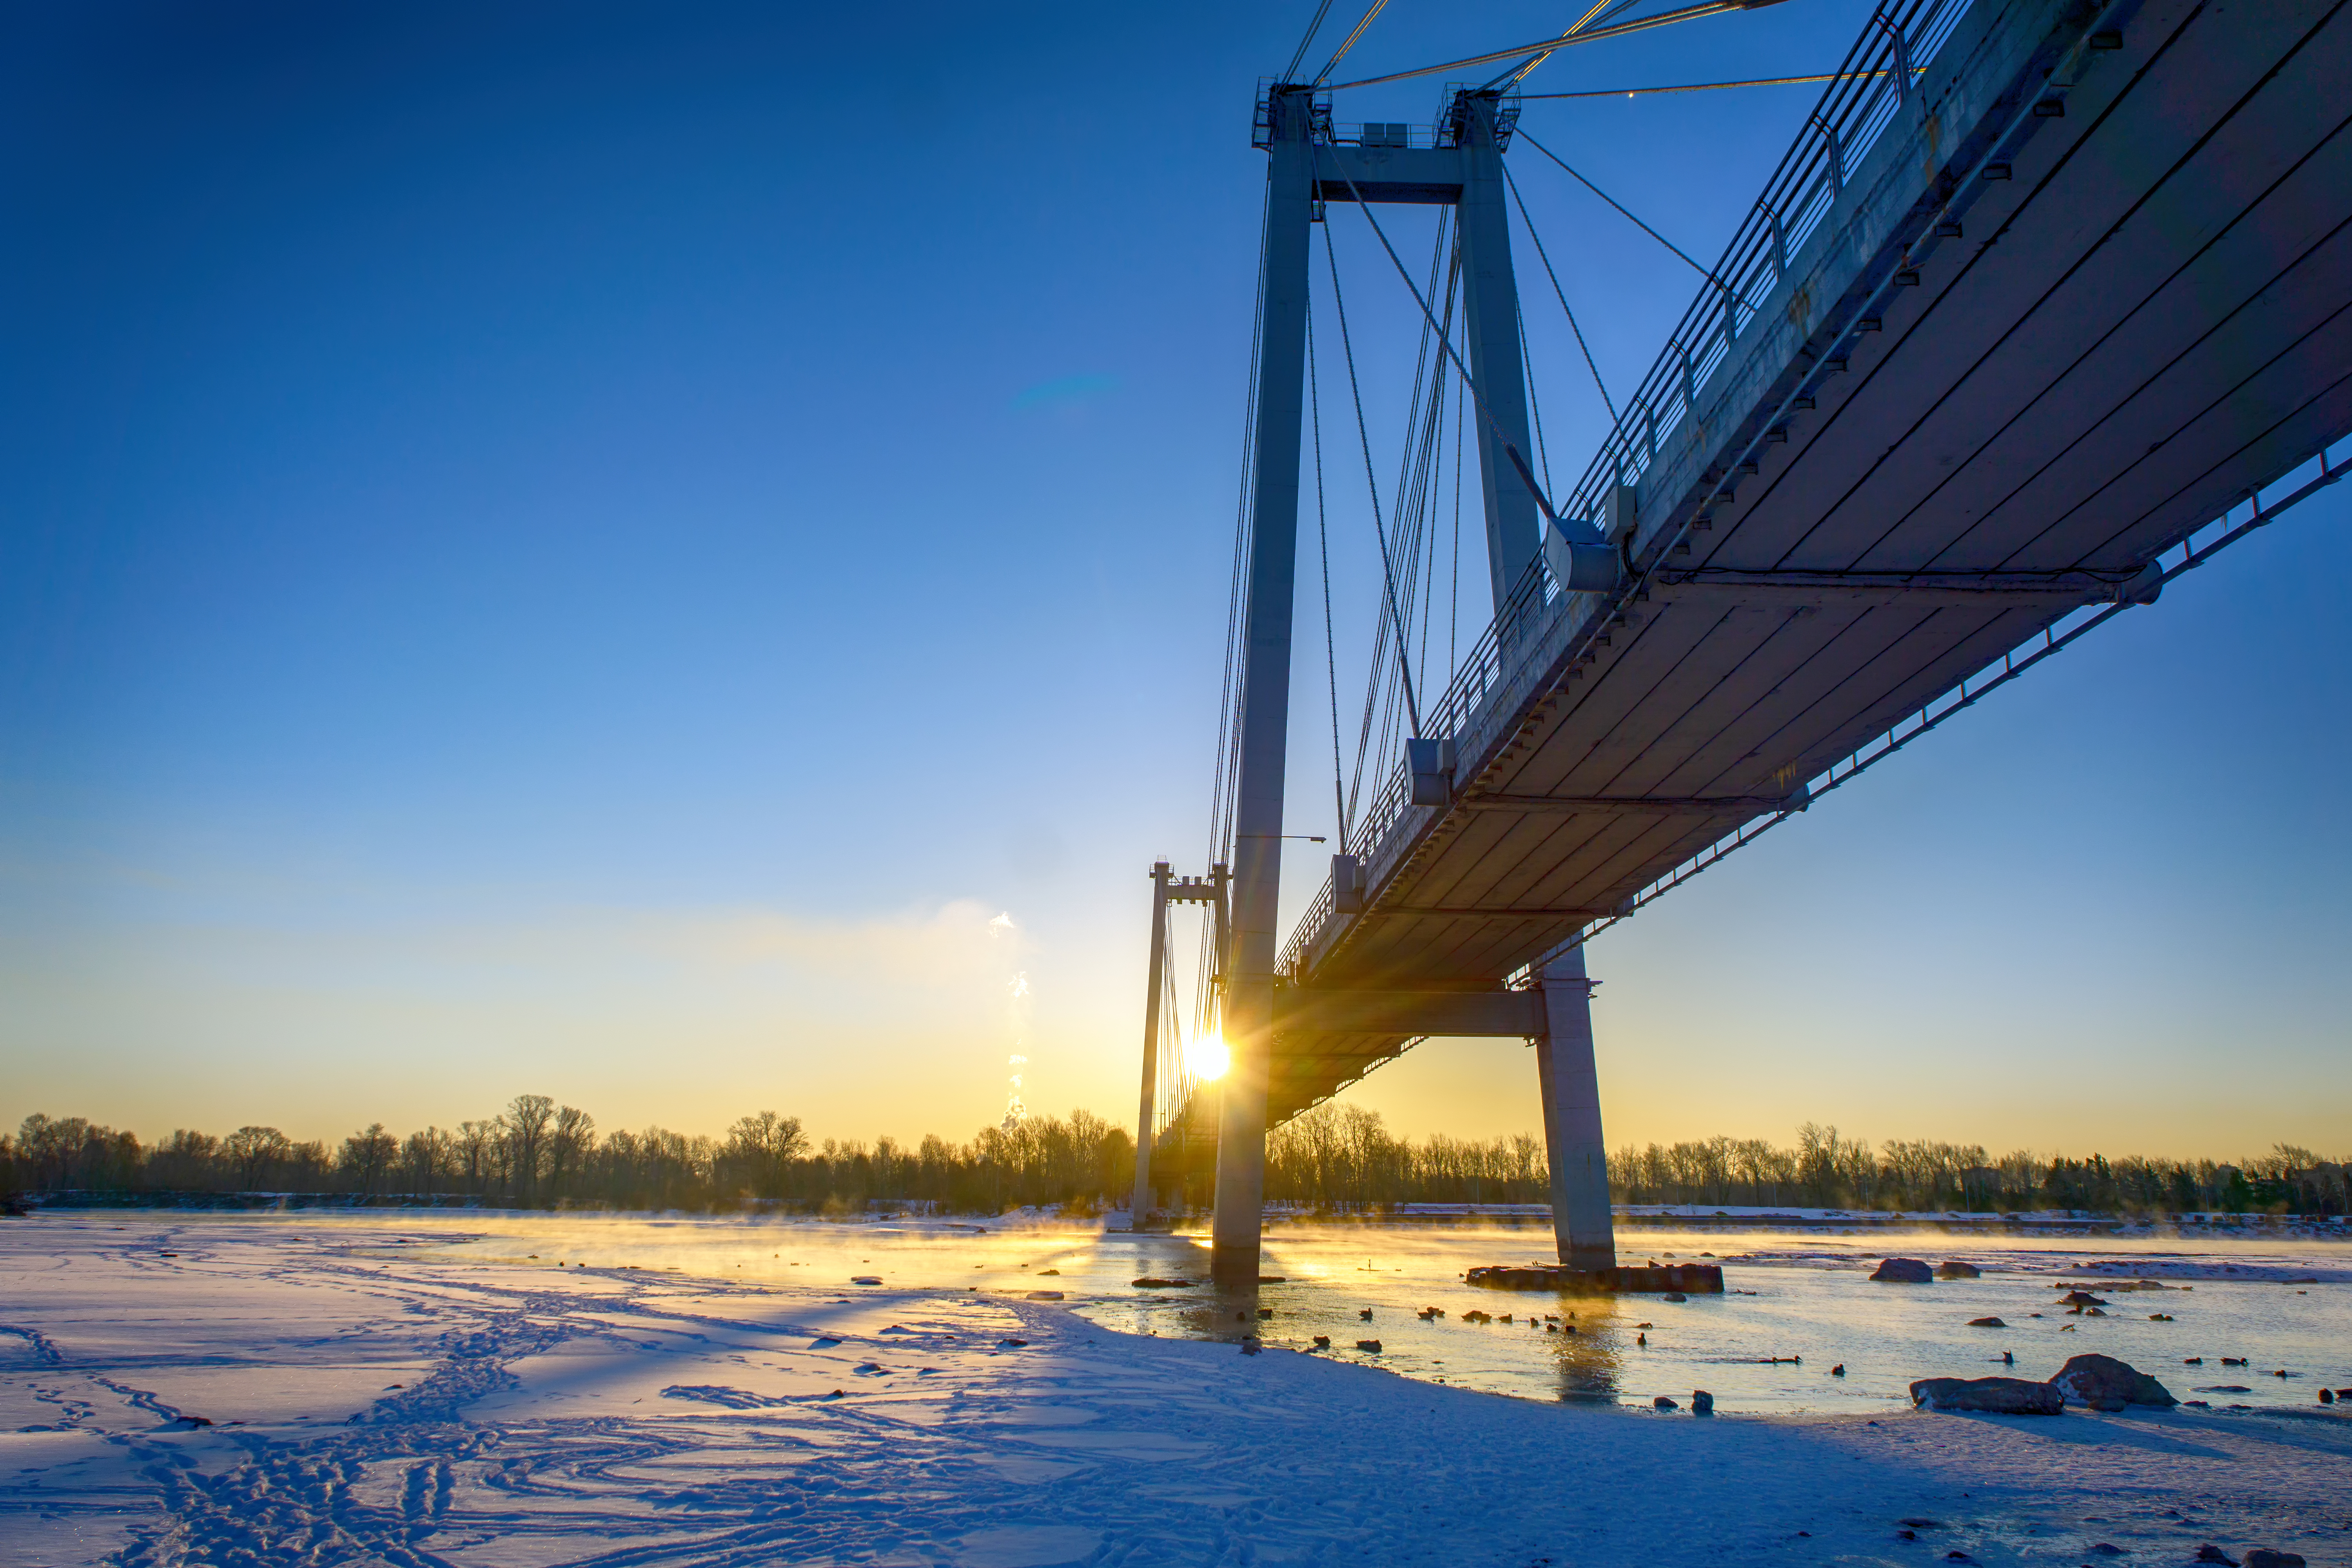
4;1214;2350;1566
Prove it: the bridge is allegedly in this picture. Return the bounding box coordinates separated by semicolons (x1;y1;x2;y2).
1131;0;2352;1285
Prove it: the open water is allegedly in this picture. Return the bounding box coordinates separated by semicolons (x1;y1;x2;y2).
405;1213;2352;1414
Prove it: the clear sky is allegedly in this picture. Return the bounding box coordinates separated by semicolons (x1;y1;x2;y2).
4;0;2346;1163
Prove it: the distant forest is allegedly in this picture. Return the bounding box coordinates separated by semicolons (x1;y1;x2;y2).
4;1098;2345;1216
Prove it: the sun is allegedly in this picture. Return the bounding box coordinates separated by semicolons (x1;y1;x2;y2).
1186;1033;1230;1082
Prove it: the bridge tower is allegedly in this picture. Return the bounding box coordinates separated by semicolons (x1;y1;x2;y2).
1206;81;1612;1285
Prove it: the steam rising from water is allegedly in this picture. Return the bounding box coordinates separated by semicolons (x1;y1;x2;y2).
991;914;1029;1130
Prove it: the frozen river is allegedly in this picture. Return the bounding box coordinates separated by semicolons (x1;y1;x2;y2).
408;1210;2352;1414
7;1209;2349;1567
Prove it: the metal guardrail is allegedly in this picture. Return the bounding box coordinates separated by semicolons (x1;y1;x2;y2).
1276;0;1978;980
1559;0;1971;525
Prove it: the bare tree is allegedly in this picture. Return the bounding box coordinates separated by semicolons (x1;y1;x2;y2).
546;1106;596;1200
504;1094;555;1203
455;1121;494;1195
402;1128;454;1197
341;1124;398;1196
224;1126;292;1192
724;1111;808;1199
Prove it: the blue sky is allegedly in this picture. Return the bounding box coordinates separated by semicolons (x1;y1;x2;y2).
4;0;2345;1159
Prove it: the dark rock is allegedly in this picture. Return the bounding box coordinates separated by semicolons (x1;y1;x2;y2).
2320;1388;2335;1405
1355;1339;1382;1353
2243;1551;2307;1568
1311;1335;1330;1348
1872;1257;1935;1283
1130;1277;1192;1288
2051;1354;2178;1411
2194;1547;2237;1565
1359;1308;1374;1320
1691;1390;1714;1415
2058;1290;2109;1307
1908;1376;2064;1414
1239;1337;1261;1356
1935;1261;1982;1279
1967;1316;2007;1328
2089;1544;2123;1556
1653;1396;1679;1410
1256;1307;1273;1319
1662;1291;1688;1302
1025;1290;1064;1301
1830;1363;1846;1376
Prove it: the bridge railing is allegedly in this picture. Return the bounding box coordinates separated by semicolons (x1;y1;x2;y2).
1556;0;1973;528
1276;0;1980;981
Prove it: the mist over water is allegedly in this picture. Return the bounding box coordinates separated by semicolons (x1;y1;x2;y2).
397;1214;2352;1414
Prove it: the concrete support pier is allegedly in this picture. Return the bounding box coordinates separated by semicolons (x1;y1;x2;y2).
1209;83;1315;1287
1535;946;1615;1271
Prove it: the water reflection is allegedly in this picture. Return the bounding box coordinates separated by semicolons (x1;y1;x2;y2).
1549;1294;1625;1403
393;1214;2347;1414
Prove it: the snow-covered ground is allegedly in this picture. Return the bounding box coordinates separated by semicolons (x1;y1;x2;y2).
4;1214;2349;1567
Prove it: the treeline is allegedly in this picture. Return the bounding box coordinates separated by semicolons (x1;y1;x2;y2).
1604;1124;2347;1216
7;1100;2345;1217
1264;1107;2347;1216
3;1098;1131;1214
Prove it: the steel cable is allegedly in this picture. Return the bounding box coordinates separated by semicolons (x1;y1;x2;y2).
1503;158;1620;424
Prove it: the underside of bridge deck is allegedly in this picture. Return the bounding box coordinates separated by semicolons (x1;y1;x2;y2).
1263;0;2352;1126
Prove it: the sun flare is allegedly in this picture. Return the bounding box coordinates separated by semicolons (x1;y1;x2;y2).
1186;1033;1230;1082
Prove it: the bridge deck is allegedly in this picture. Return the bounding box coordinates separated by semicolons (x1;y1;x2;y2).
1259;0;2352;1127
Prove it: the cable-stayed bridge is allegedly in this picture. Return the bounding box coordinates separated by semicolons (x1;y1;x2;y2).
1132;0;2352;1285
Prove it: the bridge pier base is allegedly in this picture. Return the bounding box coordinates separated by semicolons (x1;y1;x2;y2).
1535;946;1615;1271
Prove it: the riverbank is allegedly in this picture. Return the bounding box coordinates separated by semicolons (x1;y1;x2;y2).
5;1214;2349;1566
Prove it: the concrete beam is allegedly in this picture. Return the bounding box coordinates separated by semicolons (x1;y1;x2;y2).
1273;987;1544;1037
1311;144;1466;206
1455;792;1793;815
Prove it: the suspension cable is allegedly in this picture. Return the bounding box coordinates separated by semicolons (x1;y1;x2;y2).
1207;182;1275;875
1521;66;1920;100
1323;0;1775;93
1321;224;1425;738
1282;0;1337;83
1513;125;1715;283
1313;0;1390;85
1305;302;1350;854
1319;151;1562;530
1519;303;1552;492
1450;373;1463;673
1502;158;1620;423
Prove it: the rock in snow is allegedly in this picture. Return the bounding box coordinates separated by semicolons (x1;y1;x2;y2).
1935;1261;1982;1279
1871;1258;1935;1283
1907;1377;2065;1414
2051;1354;2178;1411
1967;1317;2007;1328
